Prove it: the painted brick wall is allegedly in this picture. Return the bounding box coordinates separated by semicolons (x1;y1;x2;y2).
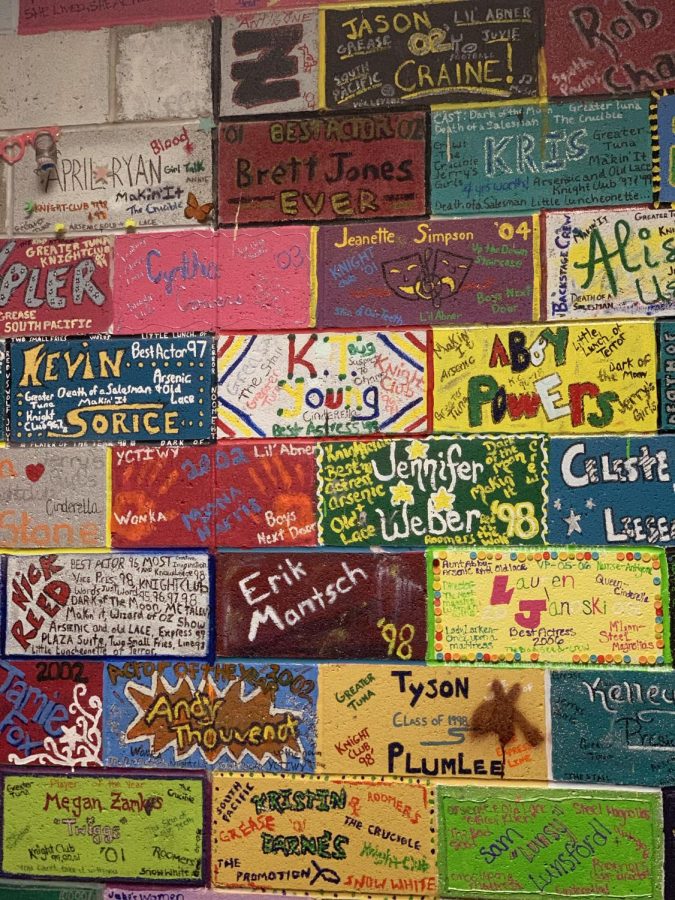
0;1;674;898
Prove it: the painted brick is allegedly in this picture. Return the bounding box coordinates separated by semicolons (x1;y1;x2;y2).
429;546;671;666
112;227;311;333
113;229;219;333
0;883;101;898
0;236;113;337
1;772;206;882
0;343;5;441
212;440;318;547
0;659;102;767
0;446;108;549
316;216;539;328
319;664;547;780
19;0;212;32
111;445;215;548
10;122;213;234
551;668;675;786
220;9;319;116
4;551;211;657
0;1;18;34
0;31;110;131
217;0;351;8
211;772;436;894
661;322;675;429
102;658;318;772
545;0;675;97
0;161;8;236
654;93;675;205
323;1;543;110
432;322;658;434
317;436;548;548
665;788;675;900
437;784;663;899
217;331;428;438
216;225;312;329
115;21;212;122
218;110;427;225
545;207;675;320
9;336;214;444
105;892;295;900
548;436;675;545
216;551;426;658
431;98;652;215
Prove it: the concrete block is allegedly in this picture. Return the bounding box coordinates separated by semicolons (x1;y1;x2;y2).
220;9;319;115
0;30;110;130
0;162;7;235
0;0;18;34
114;21;212;121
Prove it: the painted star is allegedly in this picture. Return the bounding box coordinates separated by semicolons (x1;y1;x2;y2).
406;440;428;460
553;498;562;511
390;480;414;506
432;487;455;512
563;509;583;536
585;498;596;509
198;116;215;134
93;165;111;184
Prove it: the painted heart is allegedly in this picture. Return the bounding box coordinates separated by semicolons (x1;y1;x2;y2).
0;139;25;165
25;463;45;483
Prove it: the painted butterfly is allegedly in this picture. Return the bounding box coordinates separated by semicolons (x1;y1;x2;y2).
184;192;214;224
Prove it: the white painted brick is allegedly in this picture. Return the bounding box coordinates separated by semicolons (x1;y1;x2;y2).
0;0;18;34
10;120;213;234
0;30;110;130
0;162;7;235
115;21;212;121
